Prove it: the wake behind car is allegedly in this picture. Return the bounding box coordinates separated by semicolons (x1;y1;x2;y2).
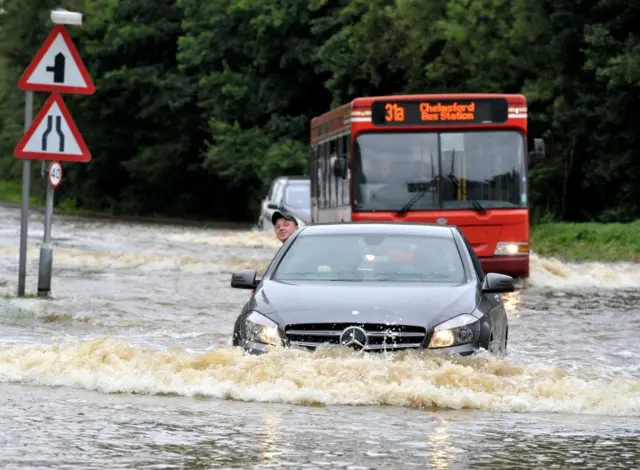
230;222;514;356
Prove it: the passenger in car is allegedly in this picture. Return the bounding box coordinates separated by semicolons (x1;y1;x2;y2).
272;210;299;243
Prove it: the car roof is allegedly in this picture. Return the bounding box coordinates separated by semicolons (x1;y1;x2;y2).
296;222;456;238
275;176;309;182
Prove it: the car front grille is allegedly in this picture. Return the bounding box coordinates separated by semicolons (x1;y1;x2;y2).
284;323;427;352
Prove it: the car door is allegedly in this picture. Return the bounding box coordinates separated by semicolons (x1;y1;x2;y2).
459;230;507;350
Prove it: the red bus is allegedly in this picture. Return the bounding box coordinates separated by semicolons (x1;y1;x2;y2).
308;93;545;283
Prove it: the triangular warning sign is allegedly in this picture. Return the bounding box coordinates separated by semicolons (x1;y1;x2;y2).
14;93;91;163
18;24;95;95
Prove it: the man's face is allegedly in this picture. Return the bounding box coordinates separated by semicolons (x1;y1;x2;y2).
274;217;297;243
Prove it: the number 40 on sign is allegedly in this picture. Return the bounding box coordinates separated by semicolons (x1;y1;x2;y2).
48;161;63;188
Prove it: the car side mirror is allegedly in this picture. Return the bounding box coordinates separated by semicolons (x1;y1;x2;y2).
231;269;260;289
267;202;278;210
482;272;515;294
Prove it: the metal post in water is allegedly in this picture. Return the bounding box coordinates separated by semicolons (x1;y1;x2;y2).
17;90;34;297
37;161;55;297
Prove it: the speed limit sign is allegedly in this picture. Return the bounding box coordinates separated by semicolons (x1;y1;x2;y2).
48;161;62;189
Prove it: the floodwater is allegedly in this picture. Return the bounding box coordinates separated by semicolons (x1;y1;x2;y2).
0;204;639;469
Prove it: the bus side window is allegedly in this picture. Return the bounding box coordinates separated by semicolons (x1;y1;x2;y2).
319;141;327;209
345;134;351;206
325;140;336;209
310;145;317;204
334;138;340;208
311;144;321;209
339;134;350;207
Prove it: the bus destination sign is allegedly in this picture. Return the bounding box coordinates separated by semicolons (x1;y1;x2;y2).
370;98;509;126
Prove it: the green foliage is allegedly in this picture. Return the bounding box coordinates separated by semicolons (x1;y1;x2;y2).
0;180;42;205
531;220;640;262
0;0;638;224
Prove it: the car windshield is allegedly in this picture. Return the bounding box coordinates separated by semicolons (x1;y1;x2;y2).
284;184;310;210
273;233;465;283
352;130;526;212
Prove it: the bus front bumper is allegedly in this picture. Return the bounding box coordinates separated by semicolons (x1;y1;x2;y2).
479;255;529;279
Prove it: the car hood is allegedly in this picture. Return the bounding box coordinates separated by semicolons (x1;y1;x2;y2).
253;280;480;330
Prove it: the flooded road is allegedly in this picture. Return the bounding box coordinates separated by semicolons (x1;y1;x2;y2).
0;205;639;469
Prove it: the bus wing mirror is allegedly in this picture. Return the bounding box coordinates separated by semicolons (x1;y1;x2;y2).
528;138;545;167
333;155;348;178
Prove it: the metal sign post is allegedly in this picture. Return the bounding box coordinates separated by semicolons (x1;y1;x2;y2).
17;91;34;297
13;10;94;297
37;161;62;295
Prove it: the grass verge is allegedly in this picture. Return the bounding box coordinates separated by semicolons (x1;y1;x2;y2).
531;220;640;262
0;180;42;206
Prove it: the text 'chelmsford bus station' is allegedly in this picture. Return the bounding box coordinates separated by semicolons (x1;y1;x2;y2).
384;101;480;122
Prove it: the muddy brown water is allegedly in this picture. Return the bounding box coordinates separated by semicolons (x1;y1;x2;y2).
0;205;639;469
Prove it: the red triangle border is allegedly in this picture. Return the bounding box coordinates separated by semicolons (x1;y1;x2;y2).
18;24;95;95
13;92;92;163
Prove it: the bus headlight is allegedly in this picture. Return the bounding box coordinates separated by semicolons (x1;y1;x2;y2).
494;242;529;256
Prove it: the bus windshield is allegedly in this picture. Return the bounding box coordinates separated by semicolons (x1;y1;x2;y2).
352;130;526;212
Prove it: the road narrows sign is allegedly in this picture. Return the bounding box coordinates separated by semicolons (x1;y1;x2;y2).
13;93;91;163
18;24;95;95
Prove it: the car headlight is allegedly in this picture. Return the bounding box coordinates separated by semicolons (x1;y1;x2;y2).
428;314;480;349
244;311;281;346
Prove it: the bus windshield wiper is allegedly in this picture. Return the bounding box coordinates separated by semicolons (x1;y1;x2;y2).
397;181;434;216
397;190;426;216
469;199;486;214
446;172;486;214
